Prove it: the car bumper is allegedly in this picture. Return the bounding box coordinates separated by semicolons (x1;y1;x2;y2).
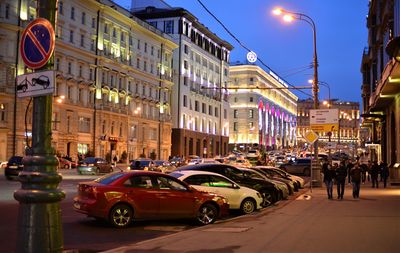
73;196;107;218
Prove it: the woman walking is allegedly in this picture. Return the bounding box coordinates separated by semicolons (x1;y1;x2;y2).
322;160;335;199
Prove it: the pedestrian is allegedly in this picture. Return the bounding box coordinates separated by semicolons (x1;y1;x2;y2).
335;161;347;199
360;163;367;184
370;161;380;188
380;161;389;188
322;160;335;199
367;160;372;182
350;163;362;198
346;160;354;184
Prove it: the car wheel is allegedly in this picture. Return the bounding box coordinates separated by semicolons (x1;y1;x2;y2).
196;203;218;225
109;204;133;228
240;198;256;214
261;191;272;207
303;167;311;176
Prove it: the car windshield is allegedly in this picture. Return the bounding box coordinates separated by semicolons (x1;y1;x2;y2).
95;172;125;185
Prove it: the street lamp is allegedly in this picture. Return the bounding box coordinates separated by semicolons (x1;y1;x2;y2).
273;7;321;187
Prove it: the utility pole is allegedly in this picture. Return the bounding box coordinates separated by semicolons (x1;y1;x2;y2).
14;0;65;252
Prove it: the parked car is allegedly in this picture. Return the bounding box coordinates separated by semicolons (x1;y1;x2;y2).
58;157;78;169
252;167;296;194
77;157;113;175
238;167;290;200
129;158;155;170
73;171;229;228
176;163;280;206
279;158;311;176
170;170;263;214
257;166;305;189
4;156;24;180
152;160;177;173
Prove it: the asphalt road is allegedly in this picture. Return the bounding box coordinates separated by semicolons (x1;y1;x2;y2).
0;169;197;253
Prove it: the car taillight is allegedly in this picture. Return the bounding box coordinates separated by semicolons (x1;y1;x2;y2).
78;184;97;198
88;163;95;166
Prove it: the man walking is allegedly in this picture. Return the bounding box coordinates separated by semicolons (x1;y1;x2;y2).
336;161;347;199
380;161;389;188
370;161;380;188
350;163;362;198
322;160;335;199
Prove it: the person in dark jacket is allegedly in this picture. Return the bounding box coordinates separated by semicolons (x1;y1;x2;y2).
350;163;362;198
346;160;354;184
370;161;380;188
380;161;389;188
336;161;347;199
322;160;335;199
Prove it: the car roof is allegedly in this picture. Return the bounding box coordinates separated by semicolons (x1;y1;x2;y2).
178;163;239;170
173;170;227;177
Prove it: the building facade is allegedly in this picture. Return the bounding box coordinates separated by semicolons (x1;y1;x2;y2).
0;0;177;162
134;4;233;158
297;98;360;153
361;0;400;181
228;64;298;152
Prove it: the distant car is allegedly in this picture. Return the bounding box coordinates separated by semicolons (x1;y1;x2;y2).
32;75;50;89
73;171;229;228
279;158;311;176
77;157;113;175
58;157;78;169
254;166;305;190
4;156;24;180
129;158;155;170
152;160;177;173
171;170;263;214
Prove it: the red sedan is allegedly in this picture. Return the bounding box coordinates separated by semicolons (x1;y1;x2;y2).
73;171;229;228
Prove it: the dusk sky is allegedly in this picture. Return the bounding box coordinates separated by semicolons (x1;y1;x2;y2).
116;0;369;105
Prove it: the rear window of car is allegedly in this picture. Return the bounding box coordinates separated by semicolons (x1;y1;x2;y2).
95;172;125;185
8;156;23;163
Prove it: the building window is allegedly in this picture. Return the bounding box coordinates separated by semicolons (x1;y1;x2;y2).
112;28;116;38
136;58;140;69
224;109;227;119
129;125;137;139
70;6;75;20
58;1;63;15
233;122;238;132
144;42;147;53
233;109;238;118
69;30;74;43
249;97;253;102
91;39;95;51
144;61;147;71
184;44;189;54
91;17;96;28
209;105;213;116
249;109;254;118
79;65;82;77
215;107;219;117
137;39;141;50
80;34;84;47
0;104;6;121
81;12;86;25
249;122;254;129
55;58;60;71
67;62;72;74
89;68;93;80
151;46;154;56
183;95;187;107
67;116;71;133
202;103;206;113
164;20;174;34
195;100;199;112
104;23;108;34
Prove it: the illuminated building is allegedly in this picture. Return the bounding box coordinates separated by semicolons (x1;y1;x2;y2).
0;0;176;161
361;0;400;183
134;3;233;158
228;64;297;151
297;99;360;151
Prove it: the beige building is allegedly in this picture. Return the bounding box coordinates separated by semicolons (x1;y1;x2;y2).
0;0;177;162
228;64;298;152
297;98;360;152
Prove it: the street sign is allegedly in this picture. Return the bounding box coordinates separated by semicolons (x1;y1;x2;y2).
20;18;55;69
303;130;319;144
16;70;55;98
326;142;337;149
310;109;339;132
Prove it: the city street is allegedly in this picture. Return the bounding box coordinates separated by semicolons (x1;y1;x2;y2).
0;169;197;253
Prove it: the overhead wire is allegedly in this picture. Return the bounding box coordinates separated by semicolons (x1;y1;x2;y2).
196;0;313;99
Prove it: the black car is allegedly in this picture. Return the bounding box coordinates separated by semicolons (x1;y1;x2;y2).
4;156;24;180
176;163;281;206
129;159;155;170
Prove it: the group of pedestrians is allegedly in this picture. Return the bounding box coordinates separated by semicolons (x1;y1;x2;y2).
322;159;390;200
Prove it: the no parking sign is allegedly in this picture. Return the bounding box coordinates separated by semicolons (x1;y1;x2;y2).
20;18;55;69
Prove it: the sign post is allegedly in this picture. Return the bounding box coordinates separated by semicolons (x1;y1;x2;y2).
13;1;65;252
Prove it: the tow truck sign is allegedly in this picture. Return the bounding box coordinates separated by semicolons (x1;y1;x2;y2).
16;70;54;98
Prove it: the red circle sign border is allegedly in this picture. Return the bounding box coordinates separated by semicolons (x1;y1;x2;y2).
20;18;55;70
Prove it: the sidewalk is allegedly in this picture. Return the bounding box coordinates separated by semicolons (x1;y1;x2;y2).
102;181;400;253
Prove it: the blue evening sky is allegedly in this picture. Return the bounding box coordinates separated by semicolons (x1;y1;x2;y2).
115;0;369;105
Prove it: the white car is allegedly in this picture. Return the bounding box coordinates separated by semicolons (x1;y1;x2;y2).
170;170;263;214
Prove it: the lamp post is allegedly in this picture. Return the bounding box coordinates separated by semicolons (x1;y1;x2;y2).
14;0;65;252
273;7;321;187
